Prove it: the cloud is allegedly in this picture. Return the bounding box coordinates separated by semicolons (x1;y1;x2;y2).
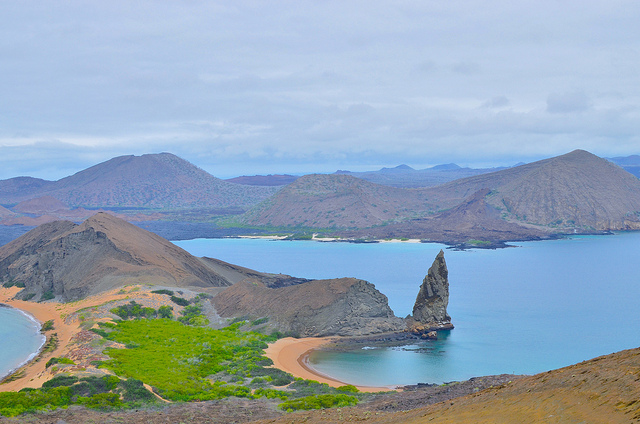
0;1;639;178
546;91;592;114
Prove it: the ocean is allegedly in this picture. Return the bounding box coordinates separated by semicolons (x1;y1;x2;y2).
175;232;640;387
0;306;45;380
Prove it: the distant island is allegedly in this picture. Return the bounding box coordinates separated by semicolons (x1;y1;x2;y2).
1;149;639;249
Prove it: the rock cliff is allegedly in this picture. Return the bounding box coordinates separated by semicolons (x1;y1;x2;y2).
409;250;453;335
212;278;406;337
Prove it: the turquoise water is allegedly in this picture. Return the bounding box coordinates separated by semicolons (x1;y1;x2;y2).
175;232;640;386
0;306;45;380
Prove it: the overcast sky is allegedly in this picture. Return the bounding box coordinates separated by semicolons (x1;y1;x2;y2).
1;1;639;179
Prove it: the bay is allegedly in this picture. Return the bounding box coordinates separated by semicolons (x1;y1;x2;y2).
0;306;45;380
176;233;640;387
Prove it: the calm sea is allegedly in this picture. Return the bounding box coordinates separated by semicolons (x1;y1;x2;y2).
175;232;640;387
0;306;45;380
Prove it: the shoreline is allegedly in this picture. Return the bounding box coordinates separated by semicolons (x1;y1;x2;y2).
0;304;47;382
264;337;397;393
0;286;136;392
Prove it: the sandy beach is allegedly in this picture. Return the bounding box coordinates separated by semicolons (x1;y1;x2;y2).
264;337;396;393
0;286;143;392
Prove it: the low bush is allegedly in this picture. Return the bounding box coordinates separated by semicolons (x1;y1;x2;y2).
110;301;157;320
170;296;190;306
151;289;174;296
45;357;75;369
279;394;359;411
40;290;55;301
40;320;54;331
41;375;78;388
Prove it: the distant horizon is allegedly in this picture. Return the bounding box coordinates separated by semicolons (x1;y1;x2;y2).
0;148;636;182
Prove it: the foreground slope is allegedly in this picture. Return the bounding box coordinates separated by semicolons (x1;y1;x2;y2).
246;346;640;424
0;153;278;209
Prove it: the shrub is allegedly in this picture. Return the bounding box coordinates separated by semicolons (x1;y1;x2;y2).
253;388;289;401
251;317;269;326
170;296;190;306
77;392;122;409
45;357;75;369
89;328;109;338
41;375;78;388
110;301;157;320
151;289;174;296
279;394;359;411
120;378;155;403
336;385;359;393
41;320;54;331
40;290;55;301
158;305;173;319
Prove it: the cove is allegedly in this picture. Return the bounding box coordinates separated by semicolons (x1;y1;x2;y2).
0;306;45;380
175;232;640;387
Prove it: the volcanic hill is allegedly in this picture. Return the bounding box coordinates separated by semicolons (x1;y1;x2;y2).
242;150;640;240
0;213;306;301
423;149;640;231
0;153;279;209
238;173;434;228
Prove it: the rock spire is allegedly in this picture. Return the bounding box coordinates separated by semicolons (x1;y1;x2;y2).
409;250;453;336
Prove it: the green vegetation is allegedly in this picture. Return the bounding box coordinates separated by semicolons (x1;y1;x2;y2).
110;301;157;320
45;357;75;369
151;289;174;295
158;305;173;319
1;280;25;288
40;290;55;301
279;393;359;411
467;239;492;246
284;232;314;240
0;374;154;417
170;295;190;306
178;304;208;326
98;319;269;401
1;298;372;417
41;320;54;331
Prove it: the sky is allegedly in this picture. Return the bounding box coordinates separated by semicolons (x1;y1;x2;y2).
1;1;639;180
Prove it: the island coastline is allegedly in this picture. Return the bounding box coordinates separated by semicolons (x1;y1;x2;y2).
264;337;397;393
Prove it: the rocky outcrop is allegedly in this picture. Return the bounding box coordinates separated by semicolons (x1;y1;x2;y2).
213;278;406;337
408;250;453;335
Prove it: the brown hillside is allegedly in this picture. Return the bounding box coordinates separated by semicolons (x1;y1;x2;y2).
0;205;16;219
0;153;279;209
0;213;234;301
13;196;69;214
0;176;54;203
423;150;640;231
339;188;551;243
213;278;405;336
225;174;299;186
240;150;640;236
240;174;434;228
